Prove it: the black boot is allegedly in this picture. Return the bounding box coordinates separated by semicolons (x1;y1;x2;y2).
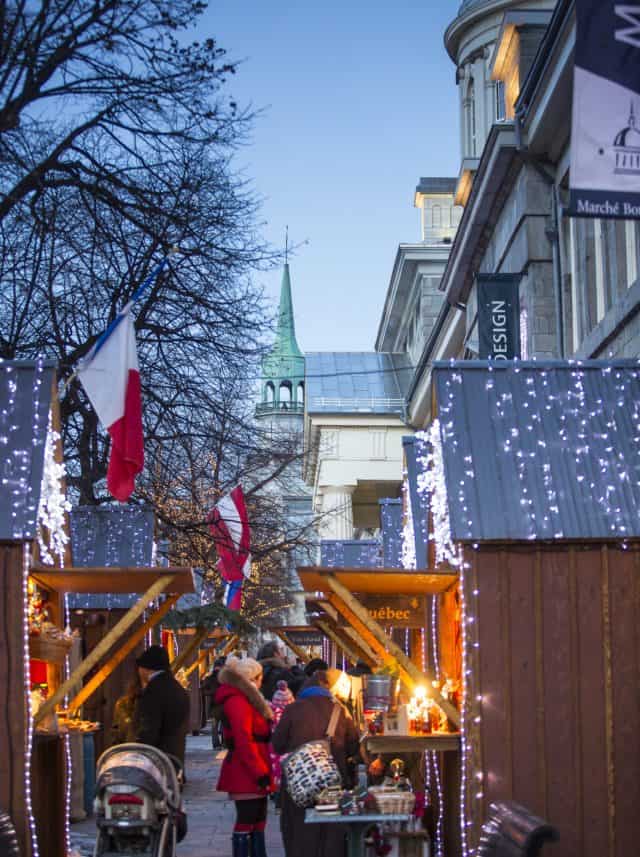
249;830;267;857
232;832;250;857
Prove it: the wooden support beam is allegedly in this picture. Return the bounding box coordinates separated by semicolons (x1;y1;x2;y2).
314;618;374;667
171;626;209;673
325;576;460;728
184;648;209;680
326;593;390;660
274;630;308;662
221;635;239;656
342;626;380;664
35;574;175;725
66;593;181;716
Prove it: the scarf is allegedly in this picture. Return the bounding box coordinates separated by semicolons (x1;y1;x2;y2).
297;686;334;700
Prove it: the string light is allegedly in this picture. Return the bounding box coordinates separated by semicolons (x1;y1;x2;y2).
401;470;416;570
37;414;71;566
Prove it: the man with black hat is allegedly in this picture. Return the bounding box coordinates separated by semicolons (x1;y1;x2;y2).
133;644;190;766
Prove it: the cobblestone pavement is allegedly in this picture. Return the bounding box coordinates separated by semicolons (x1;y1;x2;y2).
71;732;286;857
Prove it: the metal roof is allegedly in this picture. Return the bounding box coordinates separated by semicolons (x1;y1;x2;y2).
433;361;640;542
305;352;412;414
415;177;457;195
0;360;56;541
68;505;155;608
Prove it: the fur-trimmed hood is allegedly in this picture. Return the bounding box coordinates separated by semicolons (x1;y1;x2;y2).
217;666;273;720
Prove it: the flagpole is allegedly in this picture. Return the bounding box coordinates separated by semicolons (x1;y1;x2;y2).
62;247;179;394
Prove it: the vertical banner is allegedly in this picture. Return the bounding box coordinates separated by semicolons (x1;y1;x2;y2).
476;273;521;360
568;1;640;218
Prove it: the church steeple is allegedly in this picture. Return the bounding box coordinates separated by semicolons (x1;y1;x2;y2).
258;263;305;417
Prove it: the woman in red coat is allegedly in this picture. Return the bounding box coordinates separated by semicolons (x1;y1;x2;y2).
214;657;274;857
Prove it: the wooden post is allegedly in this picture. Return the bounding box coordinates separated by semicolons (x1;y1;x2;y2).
171;626;210;674
325;576;460;728
274;630;308;662
35;574;175;724
65;594;180;715
0;545;30;857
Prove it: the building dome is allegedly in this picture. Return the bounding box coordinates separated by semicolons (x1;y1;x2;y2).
614;105;640;149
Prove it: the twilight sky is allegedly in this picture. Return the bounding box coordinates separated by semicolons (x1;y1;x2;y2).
201;1;461;352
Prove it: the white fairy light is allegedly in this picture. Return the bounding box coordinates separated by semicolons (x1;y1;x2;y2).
37;413;71;566
22;542;40;857
401;472;417;570
417;420;458;567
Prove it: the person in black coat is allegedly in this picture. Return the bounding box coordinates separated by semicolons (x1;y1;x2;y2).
133;645;190;766
256;641;295;700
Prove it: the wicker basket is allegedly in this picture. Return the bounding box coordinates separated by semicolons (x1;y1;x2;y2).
372;791;416;815
29;634;73;665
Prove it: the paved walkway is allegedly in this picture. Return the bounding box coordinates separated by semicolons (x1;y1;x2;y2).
71;732;286;857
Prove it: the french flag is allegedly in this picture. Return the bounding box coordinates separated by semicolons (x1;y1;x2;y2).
207;486;251;610
77;308;144;502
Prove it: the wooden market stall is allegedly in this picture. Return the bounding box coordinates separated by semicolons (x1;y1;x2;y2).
427;359;640;857
268;625;324;662
0;360;59;857
299;566;463;856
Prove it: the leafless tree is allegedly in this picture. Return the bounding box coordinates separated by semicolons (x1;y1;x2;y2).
0;1;319;624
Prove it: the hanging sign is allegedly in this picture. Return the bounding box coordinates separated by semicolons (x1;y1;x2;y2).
477;274;521;360
337;595;427;628
568;1;640;218
285;630;324;647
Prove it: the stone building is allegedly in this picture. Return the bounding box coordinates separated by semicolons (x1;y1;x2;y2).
378;0;640;431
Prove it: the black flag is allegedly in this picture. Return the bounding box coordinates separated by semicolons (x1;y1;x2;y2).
477;274;521;360
568;0;640;219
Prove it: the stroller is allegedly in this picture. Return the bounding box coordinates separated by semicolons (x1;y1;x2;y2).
94;743;186;856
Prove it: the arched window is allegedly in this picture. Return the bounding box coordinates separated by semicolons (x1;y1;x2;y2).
297;381;305;405
279;381;292;408
466;78;476;157
264;382;275;404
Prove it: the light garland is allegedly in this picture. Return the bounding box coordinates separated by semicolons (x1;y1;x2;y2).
431;749;445;857
21;357;47;857
22;542;40;857
417;421;459;568
401;471;416;570
37;414;71;566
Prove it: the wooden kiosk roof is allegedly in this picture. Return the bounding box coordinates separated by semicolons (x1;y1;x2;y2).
30;565;195;595
298;567;457;596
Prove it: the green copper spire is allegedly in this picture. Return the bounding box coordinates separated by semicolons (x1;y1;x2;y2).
259;263;305;413
272;263;303;359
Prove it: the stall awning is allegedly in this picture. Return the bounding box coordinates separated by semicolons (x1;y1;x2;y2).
433;360;640;541
298;567;457;596
31;565;195;595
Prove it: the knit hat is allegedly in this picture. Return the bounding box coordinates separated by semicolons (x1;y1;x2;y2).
272;679;294;708
304;657;329;677
226;655;263;683
136;645;170;672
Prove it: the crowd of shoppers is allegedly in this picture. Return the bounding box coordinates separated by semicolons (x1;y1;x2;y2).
111;639;359;857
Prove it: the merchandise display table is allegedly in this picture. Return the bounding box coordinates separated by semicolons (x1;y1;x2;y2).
362;733;460;754
305;809;411;857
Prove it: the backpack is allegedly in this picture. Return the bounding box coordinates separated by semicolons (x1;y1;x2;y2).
282;704;342;807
